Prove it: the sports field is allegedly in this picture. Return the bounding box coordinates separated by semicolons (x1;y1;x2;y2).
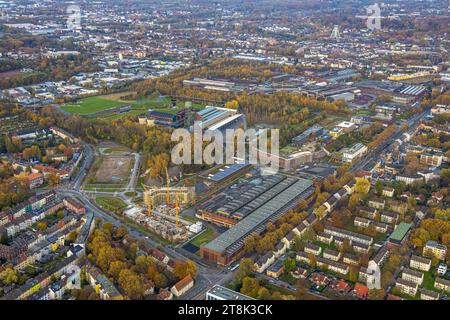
62;96;126;115
62;94;207;118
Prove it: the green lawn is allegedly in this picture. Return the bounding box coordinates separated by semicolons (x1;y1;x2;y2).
102;146;131;154
95;196;127;212
190;226;215;247
63;94;207;118
421;270;436;291
97;109;146;121
62;96;126;115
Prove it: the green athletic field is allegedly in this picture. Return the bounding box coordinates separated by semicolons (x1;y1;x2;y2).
62;96;126;115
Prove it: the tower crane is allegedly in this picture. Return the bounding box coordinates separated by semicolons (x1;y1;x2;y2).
165;167;170;205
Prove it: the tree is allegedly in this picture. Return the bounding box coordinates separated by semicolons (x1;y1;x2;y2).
355;178;370;195
36;221;47;231
243;234;259;254
147;153;169;179
153;272;168;288
235;258;255;285
118;269;144;299
283;258;296;273
411;228;431;248
295;278;308;299
224;100;239;109
134;255;154;275
308;254;317;268
96;245;125;272
314;206;327;220
385;254;401;273
434;208;450;221
48;173;60;186
0;267;19;285
56;210;64;219
368;289;386;300
174;260;198;280
375;180;383;196
66;230;78;243
348;193;361;209
114;226;128;239
109;260;128;280
240;276;260;298
381;270;393;288
257;287;271;300
348;266;359;282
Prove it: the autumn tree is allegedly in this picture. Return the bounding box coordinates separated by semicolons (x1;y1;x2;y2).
240;276;260;298
235;258;255;285
118;269;144;299
0;267;19;285
174;259;198;280
368;289;386;300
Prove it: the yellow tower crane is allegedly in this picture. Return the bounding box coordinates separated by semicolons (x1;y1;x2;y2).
175;195;179;229
147;196;152;217
165;167;170;205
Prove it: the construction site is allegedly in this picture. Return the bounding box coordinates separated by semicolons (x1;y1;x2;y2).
128;168;198;243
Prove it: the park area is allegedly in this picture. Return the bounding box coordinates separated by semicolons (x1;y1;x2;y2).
95;196;127;213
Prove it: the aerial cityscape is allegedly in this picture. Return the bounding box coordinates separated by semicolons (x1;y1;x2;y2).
0;0;449;304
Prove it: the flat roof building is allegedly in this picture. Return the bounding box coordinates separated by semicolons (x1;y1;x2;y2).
200;177;314;266
206;285;255;300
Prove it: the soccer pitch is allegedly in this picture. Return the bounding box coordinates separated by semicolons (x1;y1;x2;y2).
62;96;126;115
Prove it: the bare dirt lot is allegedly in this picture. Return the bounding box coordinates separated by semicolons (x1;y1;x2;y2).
95;155;133;183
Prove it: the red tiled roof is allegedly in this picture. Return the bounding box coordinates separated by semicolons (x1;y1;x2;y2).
174;275;193;292
353;283;369;298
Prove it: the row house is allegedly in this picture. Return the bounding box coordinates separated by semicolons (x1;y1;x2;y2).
304;243;322;256
373;221;389;233
292;223;307;238
323;196;339;213
343;253;360;266
255;252;275;273
86;264;123;300
434;277;450;292
409;255;432;272
316;232;333;245
380;211;399;224
323;248;341;262
2;254;78;300
317;257;349;275
396;278;418;296
354;217;371;228
368;198;385;210
401;268;424;285
343;181;355;195
420;288;440;300
353;242;371;254
296;251;311;264
281;231;296;249
324;225;373;246
357;206;377;219
273;241;287;258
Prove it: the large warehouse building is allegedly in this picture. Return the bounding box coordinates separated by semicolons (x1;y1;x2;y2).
200;176;314;266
